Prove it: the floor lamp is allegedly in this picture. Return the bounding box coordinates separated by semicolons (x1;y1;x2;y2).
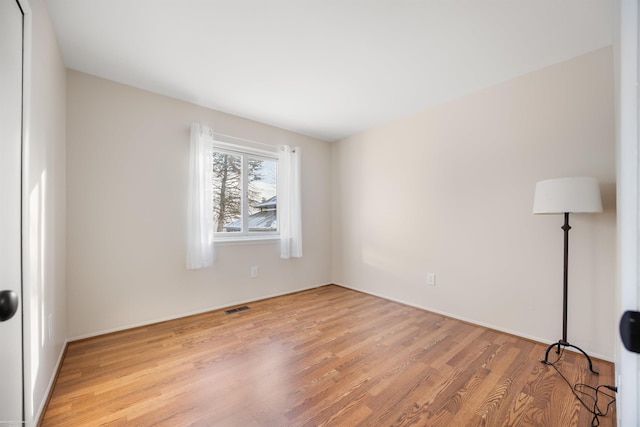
533;176;602;374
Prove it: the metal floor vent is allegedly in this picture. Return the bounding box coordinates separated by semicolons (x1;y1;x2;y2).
225;305;250;314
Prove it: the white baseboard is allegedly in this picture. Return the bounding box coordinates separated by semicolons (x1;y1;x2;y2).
68;283;329;342
32;339;68;427
333;282;613;363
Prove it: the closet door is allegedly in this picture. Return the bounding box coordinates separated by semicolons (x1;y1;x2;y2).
0;0;25;423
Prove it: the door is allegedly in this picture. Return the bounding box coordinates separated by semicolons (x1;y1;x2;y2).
617;0;640;425
0;0;24;423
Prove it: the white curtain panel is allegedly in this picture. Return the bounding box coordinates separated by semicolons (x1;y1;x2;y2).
186;123;215;269
277;145;303;258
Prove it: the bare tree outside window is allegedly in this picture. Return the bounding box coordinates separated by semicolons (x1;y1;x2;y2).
211;152;241;232
211;149;277;235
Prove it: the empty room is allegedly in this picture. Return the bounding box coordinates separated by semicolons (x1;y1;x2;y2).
2;0;639;426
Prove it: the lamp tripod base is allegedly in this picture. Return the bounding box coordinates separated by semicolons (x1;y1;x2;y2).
541;339;599;375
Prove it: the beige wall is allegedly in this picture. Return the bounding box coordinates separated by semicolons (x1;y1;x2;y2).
22;0;67;423
66;70;332;339
332;47;616;359
19;5;617;421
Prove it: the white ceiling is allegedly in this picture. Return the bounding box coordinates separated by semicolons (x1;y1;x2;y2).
46;0;613;142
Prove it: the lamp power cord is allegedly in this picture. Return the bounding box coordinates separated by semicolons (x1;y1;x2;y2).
544;347;616;427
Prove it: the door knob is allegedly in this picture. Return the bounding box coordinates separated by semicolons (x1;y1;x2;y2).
620;310;640;354
0;290;19;321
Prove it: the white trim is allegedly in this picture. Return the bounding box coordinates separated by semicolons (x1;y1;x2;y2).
214;235;279;245
334;282;614;362
67;283;329;342
211;138;277;158
32;341;66;426
616;0;640;425
213;131;278;153
17;0;32;424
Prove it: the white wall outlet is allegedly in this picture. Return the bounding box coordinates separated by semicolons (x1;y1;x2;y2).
250;266;258;278
427;273;436;286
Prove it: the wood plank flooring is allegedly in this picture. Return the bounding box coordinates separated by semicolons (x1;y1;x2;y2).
41;285;616;426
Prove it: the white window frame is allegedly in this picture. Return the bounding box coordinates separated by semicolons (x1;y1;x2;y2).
211;140;279;243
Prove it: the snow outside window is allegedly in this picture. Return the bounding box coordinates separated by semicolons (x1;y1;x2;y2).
211;145;278;239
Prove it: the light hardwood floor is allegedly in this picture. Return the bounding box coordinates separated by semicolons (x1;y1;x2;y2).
41;285;616;426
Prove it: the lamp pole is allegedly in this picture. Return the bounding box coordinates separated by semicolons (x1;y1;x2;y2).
561;212;570;344
541;212;598;374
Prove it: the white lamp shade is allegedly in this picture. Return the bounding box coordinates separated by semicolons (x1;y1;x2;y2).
533;177;603;214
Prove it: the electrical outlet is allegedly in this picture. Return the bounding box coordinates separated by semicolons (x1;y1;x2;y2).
250;266;258;278
427;273;436;286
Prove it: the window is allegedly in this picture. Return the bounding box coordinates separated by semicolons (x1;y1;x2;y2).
211;144;278;238
188;122;301;268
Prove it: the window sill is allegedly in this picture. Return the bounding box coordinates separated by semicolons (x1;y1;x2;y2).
214;235;279;246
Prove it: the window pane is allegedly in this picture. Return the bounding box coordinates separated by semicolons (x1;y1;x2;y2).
248;157;277;232
212;151;242;233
